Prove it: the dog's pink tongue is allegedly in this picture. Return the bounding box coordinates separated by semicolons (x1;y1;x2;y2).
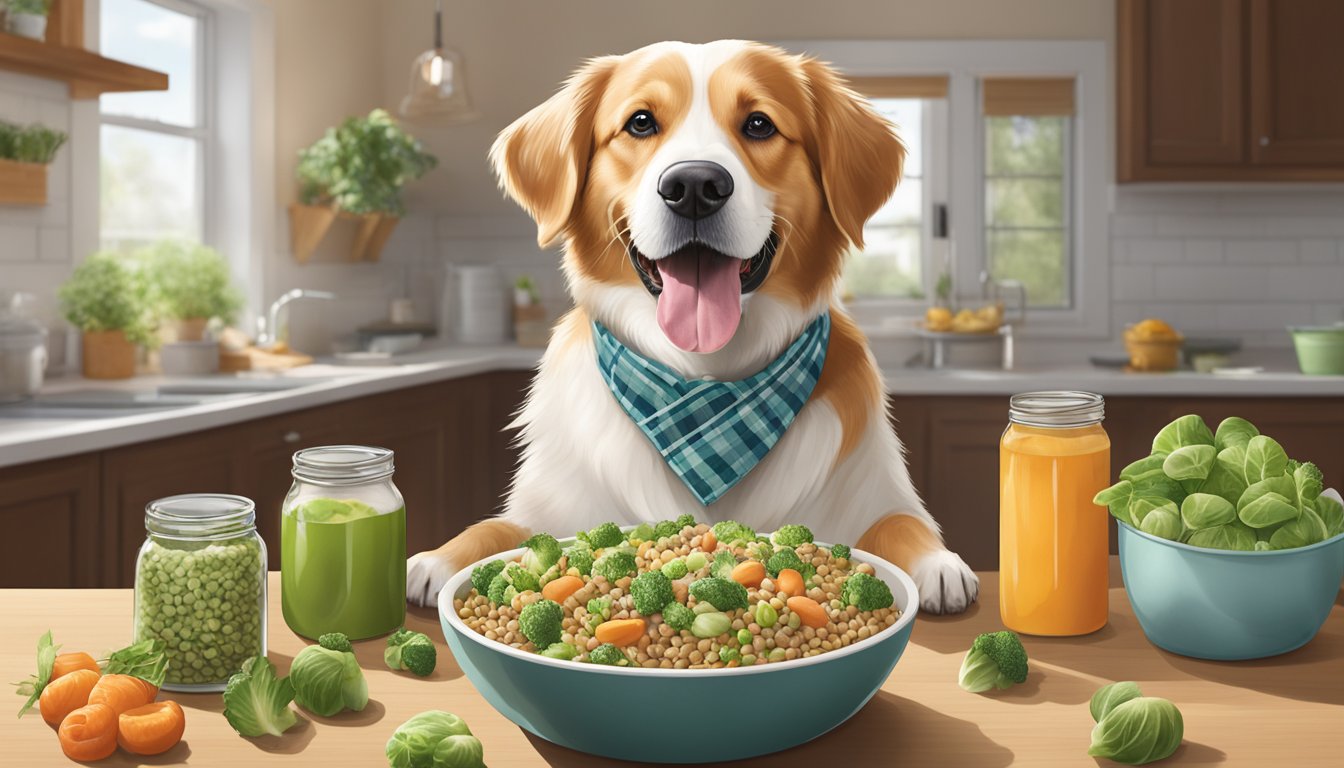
656;249;742;353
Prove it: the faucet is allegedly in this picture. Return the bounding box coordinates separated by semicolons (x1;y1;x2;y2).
256;289;337;350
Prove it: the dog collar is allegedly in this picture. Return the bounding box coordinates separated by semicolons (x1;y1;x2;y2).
592;312;830;505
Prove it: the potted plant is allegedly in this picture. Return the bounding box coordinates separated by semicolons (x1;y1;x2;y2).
143;240;242;341
0;120;67;205
290;108;437;261
4;0;50;41
58;252;154;379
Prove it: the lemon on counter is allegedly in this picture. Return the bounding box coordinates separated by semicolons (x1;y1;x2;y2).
925;307;953;332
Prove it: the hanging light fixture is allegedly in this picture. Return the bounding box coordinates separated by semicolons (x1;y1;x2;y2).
400;0;478;122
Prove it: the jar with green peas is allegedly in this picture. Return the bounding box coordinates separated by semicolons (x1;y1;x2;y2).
133;494;266;692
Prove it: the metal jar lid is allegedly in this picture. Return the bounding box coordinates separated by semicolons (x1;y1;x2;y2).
145;493;257;540
1008;391;1105;428
292;445;395;486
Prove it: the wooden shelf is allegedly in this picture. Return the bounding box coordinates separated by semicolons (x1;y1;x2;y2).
0;31;167;99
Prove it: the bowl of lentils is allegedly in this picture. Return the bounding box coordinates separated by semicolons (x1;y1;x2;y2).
438;517;918;763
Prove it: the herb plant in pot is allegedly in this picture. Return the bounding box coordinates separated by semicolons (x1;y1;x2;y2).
144;240;242;341
59;252;154;380
5;0;50;40
291;108;437;262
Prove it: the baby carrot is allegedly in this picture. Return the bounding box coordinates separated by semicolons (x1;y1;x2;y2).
39;668;100;727
730;560;766;588
52;652;100;680
594;618;646;647
58;703;118;762
776;568;805;597
701;530;717;552
88;673;157;715
787;596;828;629
118;700;186;756
542;575;584;604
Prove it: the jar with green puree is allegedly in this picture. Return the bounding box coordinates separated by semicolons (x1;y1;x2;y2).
134;494;266;692
282;445;406;640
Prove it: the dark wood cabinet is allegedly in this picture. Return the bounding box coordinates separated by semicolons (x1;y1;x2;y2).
0;455;102;587
1118;0;1344;181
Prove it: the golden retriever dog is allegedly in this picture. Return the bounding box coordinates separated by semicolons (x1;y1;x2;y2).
408;40;978;614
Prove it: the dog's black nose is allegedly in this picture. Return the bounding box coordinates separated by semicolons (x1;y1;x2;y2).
658;161;734;220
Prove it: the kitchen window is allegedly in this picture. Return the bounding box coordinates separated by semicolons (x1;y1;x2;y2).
99;0;211;251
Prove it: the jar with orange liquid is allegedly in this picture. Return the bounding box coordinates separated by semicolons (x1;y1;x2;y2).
1000;391;1111;636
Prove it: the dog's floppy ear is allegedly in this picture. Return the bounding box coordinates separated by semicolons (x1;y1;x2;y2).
801;58;906;249
490;57;617;248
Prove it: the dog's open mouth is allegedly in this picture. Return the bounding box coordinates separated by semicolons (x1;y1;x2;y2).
627;234;777;354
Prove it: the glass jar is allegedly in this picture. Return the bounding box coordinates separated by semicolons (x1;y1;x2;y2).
1000;392;1111;636
281;445;407;640
134;494;267;692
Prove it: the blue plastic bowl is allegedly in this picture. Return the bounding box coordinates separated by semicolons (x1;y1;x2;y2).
1118;521;1344;660
438;543;918;763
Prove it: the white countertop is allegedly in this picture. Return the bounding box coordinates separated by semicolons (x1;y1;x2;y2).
3;343;1341;469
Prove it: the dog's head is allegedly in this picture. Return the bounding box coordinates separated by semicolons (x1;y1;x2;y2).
492;40;904;355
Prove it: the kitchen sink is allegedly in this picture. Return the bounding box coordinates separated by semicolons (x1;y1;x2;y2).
156;373;334;395
0;389;246;419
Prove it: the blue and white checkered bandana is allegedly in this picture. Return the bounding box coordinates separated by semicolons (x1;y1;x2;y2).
592;313;830;505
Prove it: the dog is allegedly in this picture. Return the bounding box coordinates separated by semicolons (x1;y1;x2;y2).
407;40;978;615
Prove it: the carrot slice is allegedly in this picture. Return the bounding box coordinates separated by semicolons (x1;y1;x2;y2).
88;673;157;715
776;568;805;597
39;669;100;727
594;618;646;646
701;530;718;552
52;652;100;680
787;596;828;629
541;575;584;604
731;560;766;588
118;700;186;756
58;703;118;762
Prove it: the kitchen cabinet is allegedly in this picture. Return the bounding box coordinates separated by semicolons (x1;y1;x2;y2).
0;454;102;587
1118;0;1344;181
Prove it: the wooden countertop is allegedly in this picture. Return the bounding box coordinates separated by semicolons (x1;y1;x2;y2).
3;560;1341;767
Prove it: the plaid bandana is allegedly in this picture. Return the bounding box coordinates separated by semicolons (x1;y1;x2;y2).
592;313;830;505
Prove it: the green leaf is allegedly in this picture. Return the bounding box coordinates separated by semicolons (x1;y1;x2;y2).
1315;493;1344;537
1268;506;1329;550
1187;522;1257;551
1139;507;1183;541
1129;496;1178;528
1180;493;1236;531
1213;417;1259;452
1090;681;1144;723
1162;445;1216;482
1243;435;1289;484
1238;492;1300;529
1238;476;1297;512
1120;455;1167;483
1094;480;1135;522
1293;462;1324;507
1216;445;1248;485
102;638;169;689
1152;415;1214;455
14;630;57;718
1131;474;1187;506
1197;460;1248;507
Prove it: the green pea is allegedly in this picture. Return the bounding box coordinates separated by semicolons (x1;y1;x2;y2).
756;603;779;628
736;629;753;646
685;552;708;571
768;648;787;662
740;654;756;666
719;646;740;663
787;612;801;629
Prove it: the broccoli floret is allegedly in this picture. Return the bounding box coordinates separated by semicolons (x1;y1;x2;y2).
630;571;675;616
799;563;817;584
652;519;682;539
829;543;851;560
592;550;637;583
1295;461;1324;502
688;577;749;611
629;522;655;541
470;559;507;595
520;533;562;575
766;548;804;578
710;551;737;580
384;628;437;677
675;513;697;528
539;642;578;660
662;602;694;631
771;525;814;547
486;562;540;605
660;559;689;580
588;643;629;666
711;520;757;545
746;539;774;562
842;572;893;611
318;632;352;653
579;522;624;549
586;596;612;621
486;573;511;605
562;543;595;576
518;599;564;649
958;631;1029;692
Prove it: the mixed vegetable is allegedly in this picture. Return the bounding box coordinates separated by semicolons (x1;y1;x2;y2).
1088;682;1184;765
454;517;899;668
1095;415;1344;551
957;630;1029;693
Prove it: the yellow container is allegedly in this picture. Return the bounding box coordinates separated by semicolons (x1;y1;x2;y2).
1000;392;1111;636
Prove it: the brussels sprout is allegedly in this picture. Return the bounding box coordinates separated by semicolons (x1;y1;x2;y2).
1243;435;1289;483
1213;416;1258;452
1119;455;1167;483
1162;445;1216;482
290;634;368;717
1238;492;1299;529
1268;506;1329;550
1316;492;1344;537
1087;697;1183;765
1179;493;1236;531
1094;480;1135;522
1151;415;1213;455
1129;497;1177;529
1089;681;1144;722
1187;522;1256;551
433;734;486;768
1139;507;1183;541
385;710;479;768
1197;460;1248;507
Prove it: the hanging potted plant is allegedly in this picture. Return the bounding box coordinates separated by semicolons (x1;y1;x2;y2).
0;121;67;205
4;0;50;40
59;252;155;379
291;108;437;262
143;240;242;341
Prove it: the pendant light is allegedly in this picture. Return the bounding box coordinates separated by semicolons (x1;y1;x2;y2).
399;0;478;122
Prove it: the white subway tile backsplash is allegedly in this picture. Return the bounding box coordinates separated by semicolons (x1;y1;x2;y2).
1265;265;1344;302
1299;240;1340;265
1224;240;1297;264
1151;265;1275;301
38;227;67;263
1213;302;1314;331
1183;239;1223;263
1115;238;1182;264
1311;304;1344;325
0;225;40;261
1111;264;1154;301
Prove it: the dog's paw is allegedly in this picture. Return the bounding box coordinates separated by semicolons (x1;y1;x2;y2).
910;548;979;615
406;549;458;607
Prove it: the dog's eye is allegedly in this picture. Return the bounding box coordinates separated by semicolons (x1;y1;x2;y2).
743;112;776;140
624;110;658;138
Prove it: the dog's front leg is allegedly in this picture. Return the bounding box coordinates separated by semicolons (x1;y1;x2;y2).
406;517;531;607
858;513;979;615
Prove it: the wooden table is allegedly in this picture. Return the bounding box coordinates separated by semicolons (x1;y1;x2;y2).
3;561;1341;767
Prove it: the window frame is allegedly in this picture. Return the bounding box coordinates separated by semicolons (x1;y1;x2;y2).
99;0;215;247
780;40;1111;339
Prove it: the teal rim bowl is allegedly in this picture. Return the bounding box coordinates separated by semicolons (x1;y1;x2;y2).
438;542;918;763
1118;521;1344;660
